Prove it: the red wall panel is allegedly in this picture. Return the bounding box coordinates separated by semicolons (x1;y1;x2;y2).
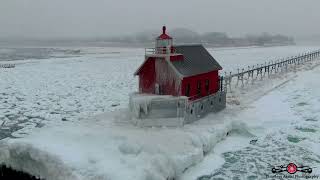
181;71;219;100
138;57;156;93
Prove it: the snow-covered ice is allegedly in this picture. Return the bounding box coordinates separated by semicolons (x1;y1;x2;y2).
0;47;143;139
1;45;320;179
0;108;237;180
181;58;320;180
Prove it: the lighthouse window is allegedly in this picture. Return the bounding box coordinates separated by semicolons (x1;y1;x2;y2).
205;79;210;94
197;81;201;96
185;84;190;96
158;40;167;47
157;39;171;48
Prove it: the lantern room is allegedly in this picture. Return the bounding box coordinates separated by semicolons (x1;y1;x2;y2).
156;26;173;54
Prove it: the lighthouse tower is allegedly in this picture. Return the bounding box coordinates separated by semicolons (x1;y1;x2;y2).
155;26;173;54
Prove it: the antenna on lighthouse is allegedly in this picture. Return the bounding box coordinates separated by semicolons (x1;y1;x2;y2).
162;26;166;34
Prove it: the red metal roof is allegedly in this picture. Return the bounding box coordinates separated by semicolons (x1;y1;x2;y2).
157;26;172;40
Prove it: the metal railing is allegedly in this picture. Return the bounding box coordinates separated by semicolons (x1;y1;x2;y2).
0;64;15;68
223;49;320;92
145;47;176;55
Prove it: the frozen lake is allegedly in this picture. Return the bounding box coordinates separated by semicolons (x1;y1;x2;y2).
1;45;319;140
1;45;320;180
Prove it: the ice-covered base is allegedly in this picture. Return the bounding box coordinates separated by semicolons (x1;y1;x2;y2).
129;93;183;117
129;93;187;127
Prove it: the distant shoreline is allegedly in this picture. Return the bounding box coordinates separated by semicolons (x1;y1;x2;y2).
0;40;296;49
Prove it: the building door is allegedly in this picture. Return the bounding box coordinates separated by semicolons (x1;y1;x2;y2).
155;83;160;95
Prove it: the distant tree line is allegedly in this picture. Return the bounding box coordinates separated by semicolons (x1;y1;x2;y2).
106;28;295;47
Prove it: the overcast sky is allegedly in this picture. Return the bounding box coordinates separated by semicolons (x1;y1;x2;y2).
0;0;319;39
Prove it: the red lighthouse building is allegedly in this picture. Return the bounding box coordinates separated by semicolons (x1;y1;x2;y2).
131;26;226;126
135;26;222;99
